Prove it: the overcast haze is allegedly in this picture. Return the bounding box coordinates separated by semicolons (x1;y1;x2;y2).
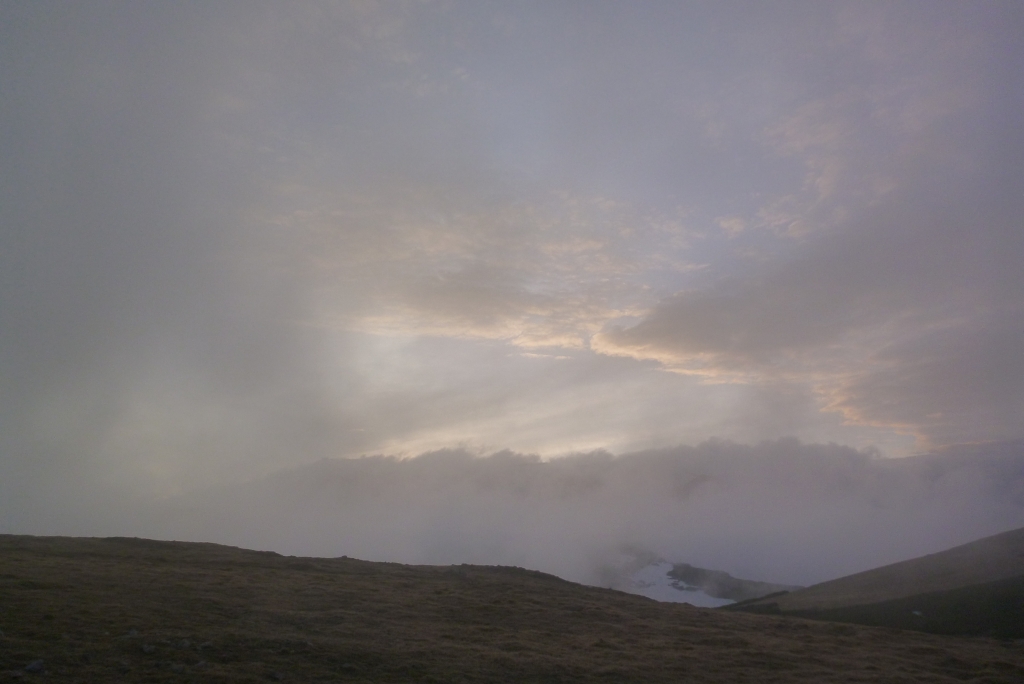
2;1;1023;587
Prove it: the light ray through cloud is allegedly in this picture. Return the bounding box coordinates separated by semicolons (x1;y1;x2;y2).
1;1;1022;586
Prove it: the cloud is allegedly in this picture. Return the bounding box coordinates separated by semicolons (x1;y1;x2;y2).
590;4;1024;447
831;317;1024;445
592;152;1024;447
1;1;1021;541
13;440;1023;590
716;216;746;237
277;185;696;350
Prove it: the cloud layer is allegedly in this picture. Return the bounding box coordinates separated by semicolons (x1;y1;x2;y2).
17;440;1024;590
1;2;1022;569
590;2;1024;447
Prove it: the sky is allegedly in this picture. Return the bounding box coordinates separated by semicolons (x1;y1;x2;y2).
2;1;1023;587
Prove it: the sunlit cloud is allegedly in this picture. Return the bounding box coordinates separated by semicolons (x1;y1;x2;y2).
1;1;1021;572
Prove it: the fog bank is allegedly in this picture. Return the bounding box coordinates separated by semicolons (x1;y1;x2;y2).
14;439;1019;590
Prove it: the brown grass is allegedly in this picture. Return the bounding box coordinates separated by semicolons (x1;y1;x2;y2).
740;526;1024;613
2;534;1023;683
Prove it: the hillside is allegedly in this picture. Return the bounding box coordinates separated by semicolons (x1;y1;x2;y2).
729;526;1024;637
666;563;802;602
2;535;1024;683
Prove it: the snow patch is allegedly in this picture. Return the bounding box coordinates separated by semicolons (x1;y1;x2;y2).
627;562;735;607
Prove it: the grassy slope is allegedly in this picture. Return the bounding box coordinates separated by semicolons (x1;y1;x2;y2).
799;575;1024;638
2;535;1024;683
736;526;1024;614
731;575;1024;639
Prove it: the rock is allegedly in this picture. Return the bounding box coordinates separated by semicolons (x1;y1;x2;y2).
24;661;44;674
142;644;156;654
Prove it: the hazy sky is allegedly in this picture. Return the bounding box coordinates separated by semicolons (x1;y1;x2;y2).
2;1;1023;583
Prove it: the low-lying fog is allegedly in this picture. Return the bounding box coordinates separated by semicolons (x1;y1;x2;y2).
12;439;1023;591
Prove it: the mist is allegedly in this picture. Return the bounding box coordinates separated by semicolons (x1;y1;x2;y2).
2;2;1022;594
10;439;1020;590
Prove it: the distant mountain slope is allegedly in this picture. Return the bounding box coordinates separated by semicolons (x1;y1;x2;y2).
667;563;803;602
733;525;1024;612
626;560;801;607
728;526;1024;637
3;535;1024;682
627;561;735;607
